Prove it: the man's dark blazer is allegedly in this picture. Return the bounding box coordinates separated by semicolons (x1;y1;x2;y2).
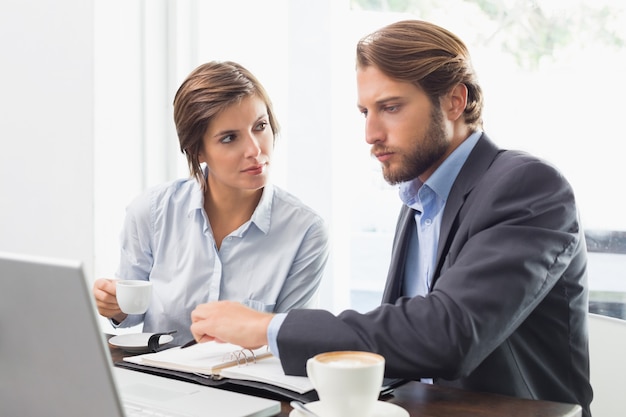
277;134;592;416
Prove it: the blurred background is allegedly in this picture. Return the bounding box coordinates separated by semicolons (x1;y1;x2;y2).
2;0;624;325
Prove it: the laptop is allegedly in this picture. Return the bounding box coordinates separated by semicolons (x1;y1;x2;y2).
0;251;281;417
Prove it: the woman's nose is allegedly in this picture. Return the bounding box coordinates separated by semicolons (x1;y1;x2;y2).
244;133;262;156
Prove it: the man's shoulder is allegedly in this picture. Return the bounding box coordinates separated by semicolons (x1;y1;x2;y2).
471;133;564;181
491;148;565;181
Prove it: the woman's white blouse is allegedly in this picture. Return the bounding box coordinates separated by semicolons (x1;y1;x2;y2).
113;177;329;345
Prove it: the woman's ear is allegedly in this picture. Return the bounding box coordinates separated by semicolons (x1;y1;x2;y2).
444;83;468;122
197;150;206;165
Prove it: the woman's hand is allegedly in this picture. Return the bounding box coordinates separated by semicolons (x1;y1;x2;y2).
92;278;127;324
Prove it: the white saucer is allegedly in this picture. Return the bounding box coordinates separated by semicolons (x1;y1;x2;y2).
108;333;174;353
289;400;409;417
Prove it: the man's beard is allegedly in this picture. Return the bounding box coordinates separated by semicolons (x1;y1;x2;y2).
381;105;448;185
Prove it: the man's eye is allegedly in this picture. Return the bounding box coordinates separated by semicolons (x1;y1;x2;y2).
384;105;399;113
359;109;368;118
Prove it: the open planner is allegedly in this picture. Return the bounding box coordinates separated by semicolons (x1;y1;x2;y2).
120;341;317;402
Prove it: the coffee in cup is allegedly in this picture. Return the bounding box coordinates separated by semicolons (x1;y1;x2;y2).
306;351;385;417
116;280;152;314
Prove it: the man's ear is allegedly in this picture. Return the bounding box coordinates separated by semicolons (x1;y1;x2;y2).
444;83;468;122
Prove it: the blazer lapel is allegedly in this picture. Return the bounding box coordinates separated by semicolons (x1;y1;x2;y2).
382;206;414;303
432;133;502;285
382;133;502;302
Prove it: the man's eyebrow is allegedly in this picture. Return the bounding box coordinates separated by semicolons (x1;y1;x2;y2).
375;96;405;104
357;96;405;109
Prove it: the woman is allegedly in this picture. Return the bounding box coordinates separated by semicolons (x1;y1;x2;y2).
93;61;329;344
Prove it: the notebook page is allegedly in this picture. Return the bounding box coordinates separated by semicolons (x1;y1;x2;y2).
124;342;271;374
218;355;314;394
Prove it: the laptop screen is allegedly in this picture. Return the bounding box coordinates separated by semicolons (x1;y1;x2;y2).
0;251;125;417
0;251;281;417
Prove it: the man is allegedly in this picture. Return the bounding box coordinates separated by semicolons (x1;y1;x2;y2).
190;20;592;416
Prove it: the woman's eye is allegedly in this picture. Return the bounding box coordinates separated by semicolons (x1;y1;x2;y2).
220;134;234;144
255;121;268;131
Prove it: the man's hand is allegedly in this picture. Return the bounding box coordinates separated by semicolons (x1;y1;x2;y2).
190;301;273;349
92;278;127;324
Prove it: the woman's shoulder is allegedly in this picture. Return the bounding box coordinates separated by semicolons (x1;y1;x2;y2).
126;176;200;213
270;185;326;223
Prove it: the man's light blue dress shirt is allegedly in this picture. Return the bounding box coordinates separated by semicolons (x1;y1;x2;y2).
268;131;482;357
113;169;329;345
400;131;482;298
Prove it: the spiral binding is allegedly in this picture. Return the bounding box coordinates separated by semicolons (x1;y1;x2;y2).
223;348;258;367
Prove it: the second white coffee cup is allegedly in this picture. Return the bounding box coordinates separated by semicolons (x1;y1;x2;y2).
306;351;385;417
116;280;152;314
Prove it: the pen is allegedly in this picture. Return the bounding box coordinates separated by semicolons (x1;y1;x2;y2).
180;339;197;349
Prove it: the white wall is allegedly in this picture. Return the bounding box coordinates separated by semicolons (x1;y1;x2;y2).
0;0;95;277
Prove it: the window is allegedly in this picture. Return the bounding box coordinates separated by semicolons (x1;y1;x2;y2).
95;0;626;319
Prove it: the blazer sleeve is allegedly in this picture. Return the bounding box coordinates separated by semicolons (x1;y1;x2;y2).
277;149;585;379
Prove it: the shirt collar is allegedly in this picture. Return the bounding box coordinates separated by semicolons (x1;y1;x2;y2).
249;183;273;234
399;130;482;206
189;166;273;235
188;165;208;215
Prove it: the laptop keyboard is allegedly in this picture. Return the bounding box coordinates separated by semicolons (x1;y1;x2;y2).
124;400;194;417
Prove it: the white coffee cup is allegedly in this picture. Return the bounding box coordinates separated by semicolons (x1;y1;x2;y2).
306;351;385;417
116;280;152;314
